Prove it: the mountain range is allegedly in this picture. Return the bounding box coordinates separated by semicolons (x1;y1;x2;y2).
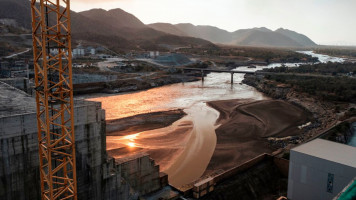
0;0;317;51
149;23;317;47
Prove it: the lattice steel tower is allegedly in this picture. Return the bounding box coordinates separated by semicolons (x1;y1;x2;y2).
31;0;77;199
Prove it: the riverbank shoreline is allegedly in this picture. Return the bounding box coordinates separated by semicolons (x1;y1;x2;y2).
204;99;310;173
73;73;201;96
106;109;193;173
162;99;311;190
242;73;342;143
104;97;311;189
106;109;186;136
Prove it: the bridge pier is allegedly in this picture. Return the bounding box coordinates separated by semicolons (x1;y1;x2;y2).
178;67;255;83
181;69;185;83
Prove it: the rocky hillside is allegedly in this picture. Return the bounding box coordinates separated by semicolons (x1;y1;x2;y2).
0;0;214;51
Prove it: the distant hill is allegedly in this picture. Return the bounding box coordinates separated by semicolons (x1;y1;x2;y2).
80;8;146;30
75;9;213;50
232;28;303;47
148;23;187;37
0;1;214;51
232;28;316;47
275;28;317;46
1;0;316;49
0;0;31;29
77;9;166;41
149;23;317;47
175;23;233;44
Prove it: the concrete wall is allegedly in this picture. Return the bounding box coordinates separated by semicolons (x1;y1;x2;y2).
274;157;290;177
288;150;356;200
72;74;118;84
214;154;270;184
200;154;287;200
0;100;130;200
0;78;29;92
117;153;161;196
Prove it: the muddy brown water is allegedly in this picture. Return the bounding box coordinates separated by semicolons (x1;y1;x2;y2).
87;52;342;187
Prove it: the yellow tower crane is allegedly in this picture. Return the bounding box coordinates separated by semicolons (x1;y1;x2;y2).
30;0;77;199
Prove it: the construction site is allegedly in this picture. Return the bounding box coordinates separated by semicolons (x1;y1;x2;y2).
0;1;162;199
0;81;170;199
1;0;356;200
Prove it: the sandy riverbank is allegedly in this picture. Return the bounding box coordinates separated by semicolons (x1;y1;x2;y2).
106;109;186;136
105;98;311;188
106;110;193;172
204;99;310;175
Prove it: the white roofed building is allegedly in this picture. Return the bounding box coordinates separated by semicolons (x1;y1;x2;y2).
287;139;356;200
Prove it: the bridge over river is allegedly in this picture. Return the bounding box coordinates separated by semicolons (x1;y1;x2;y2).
181;67;256;84
180;67;341;84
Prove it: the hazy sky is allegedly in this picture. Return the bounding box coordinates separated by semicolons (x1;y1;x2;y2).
71;0;356;45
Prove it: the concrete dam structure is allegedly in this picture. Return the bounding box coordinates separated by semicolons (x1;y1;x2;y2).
0;82;164;199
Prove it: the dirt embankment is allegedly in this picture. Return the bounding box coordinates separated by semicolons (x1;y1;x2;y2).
106;109;186;136
205;99;310;174
105;110;192;172
242;74;341;141
74;73;201;95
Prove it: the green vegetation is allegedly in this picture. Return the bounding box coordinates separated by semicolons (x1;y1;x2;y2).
263;62;356;75
321;121;353;144
314;48;356;58
112;63;160;73
179;46;318;63
265;74;356;102
262;62;356;102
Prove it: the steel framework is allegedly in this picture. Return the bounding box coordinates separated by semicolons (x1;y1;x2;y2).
31;0;77;199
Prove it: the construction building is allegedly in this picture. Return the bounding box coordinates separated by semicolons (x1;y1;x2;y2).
0;82;165;199
154;53;192;66
287;139;356;200
0;60;29;78
73;45;85;58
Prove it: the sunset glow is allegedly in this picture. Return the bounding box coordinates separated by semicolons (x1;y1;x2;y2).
127;142;135;148
71;0;356;45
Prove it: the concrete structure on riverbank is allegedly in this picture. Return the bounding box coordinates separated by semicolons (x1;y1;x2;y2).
0;82;164;199
196;154;289;199
0;78;29;93
287;139;356;200
155;53;192;66
0;60;29;78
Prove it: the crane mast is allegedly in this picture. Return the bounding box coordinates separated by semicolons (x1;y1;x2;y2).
31;0;77;199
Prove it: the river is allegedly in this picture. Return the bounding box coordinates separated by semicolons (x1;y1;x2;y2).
86;51;343;187
300;51;345;63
